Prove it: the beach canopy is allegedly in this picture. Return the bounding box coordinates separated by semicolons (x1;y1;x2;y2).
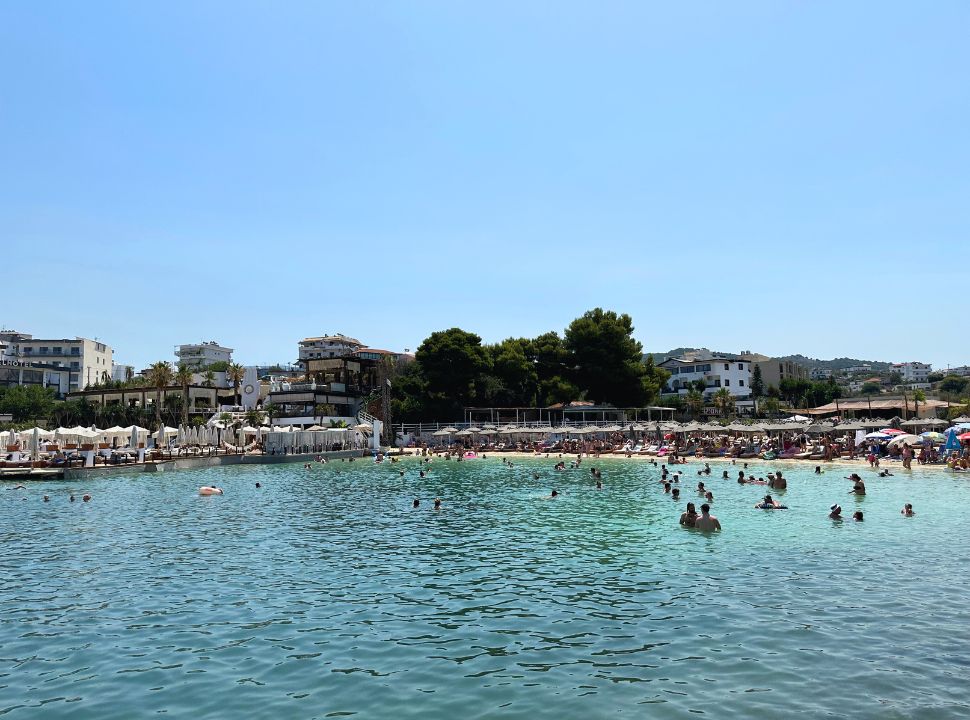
942;429;962;453
959;432;970;442
920;431;945;442
887;434;921;448
865;431;892;440
879;428;906;435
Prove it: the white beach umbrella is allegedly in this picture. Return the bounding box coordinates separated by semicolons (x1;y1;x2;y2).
130;425;139;448
887;434;921;448
29;427;40;460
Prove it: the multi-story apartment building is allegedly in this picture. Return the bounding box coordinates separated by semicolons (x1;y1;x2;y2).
298;333;364;361
1;331;113;392
660;352;752;397
175;341;233;368
893;362;932;383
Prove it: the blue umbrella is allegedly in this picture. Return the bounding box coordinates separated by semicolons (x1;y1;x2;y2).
942;429;962;453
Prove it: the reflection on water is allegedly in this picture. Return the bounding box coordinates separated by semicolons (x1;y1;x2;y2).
1;457;969;719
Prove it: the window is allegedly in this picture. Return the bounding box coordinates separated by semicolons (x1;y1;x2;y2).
53;347;62;354
725;379;731;387
71;362;80;369
40;347;49;354
71;348;80;355
779;364;783;373
724;363;729;370
739;380;745;386
23;347;32;353
738;363;743;370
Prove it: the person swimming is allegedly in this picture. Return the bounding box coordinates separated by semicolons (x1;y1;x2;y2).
82;494;91;502
853;511;864;522
815;466;822;474
433;497;442;509
829;504;842;520
755;494;785;509
672;487;680;499
697;481;706;493
901;503;915;516
413;499;420;508
43;495;49;502
199;486;223;496
550;490;559;499
663;482;671;494
705;490;714;503
595;480;602;490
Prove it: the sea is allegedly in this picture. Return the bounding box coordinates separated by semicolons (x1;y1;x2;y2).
1;455;967;719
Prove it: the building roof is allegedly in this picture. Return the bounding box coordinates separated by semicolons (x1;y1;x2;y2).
299;334;363;346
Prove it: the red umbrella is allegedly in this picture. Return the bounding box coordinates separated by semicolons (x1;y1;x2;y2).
663;433;674;440
880;428;906;435
958;432;970;442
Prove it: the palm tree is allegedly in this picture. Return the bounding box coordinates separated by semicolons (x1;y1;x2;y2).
315;403;336;426
685;389;704;419
712;388;734;418
913;389;926;420
145;361;174;429
263;402;278;426
174;364;194;427
244;408;264;428
226;362;246;408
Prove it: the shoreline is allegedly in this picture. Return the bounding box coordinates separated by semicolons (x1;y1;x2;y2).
438;449;959;474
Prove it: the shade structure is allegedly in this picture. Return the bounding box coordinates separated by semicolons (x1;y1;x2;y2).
901;417;948;427
880;428;906;435
432;429;450;437
942;429;962;453
465;426;481;433
804;424;830;435
959;433;970;442
441;426;459;433
865;432;892;440
353;423;373;433
920;431;945;442
887;434;921;448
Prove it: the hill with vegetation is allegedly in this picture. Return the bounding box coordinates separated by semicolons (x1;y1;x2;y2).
648;348;893;372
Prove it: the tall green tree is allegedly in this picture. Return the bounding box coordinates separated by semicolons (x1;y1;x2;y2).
712;387;735;418
226;362;246;407
685;389;705;419
415;328;492;417
563;308;664;406
532;331;577;406
145;361;174;429
174;364;194;427
487;338;537;406
751;364;764;398
0;385;55;423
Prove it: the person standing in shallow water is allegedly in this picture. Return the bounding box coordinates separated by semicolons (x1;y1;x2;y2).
679;502;698;528
694;503;720;532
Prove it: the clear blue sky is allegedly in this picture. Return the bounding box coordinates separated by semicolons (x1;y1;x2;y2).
2;2;967;371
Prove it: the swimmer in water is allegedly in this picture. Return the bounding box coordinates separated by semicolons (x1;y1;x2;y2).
680;502;698;527
815;466;822;474
69;495;75;502
433;497;442;509
901;503;914;516
671;487;680;499
756;494;781;509
413;499;420;508
694;504;721;532
829;504;842;520
550;490;559;499
596;480;602;490
705;491;714;503
853;511;864;521
43;495;50;502
722;471;729;479
419;471;426;478
663;482;671;494
82;494;91;502
697;481;706;493
199;486;223;496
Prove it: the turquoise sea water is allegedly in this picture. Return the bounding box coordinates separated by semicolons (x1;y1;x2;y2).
2;456;969;719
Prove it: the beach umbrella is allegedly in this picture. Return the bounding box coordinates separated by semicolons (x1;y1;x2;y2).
129;426;139;448
942;429;962;453
887;434;921;449
29;427;40;460
880;428;906;435
959;432;970;442
441;426;458;433
952;422;970;431
920;431;945;442
865;431;892;440
805;424;829;435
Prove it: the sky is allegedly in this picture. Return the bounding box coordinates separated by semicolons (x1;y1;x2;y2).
1;2;968;371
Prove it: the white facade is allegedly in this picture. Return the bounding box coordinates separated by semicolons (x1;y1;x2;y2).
176;341;233;368
810;367;832;380
895;362;931;383
298;334;363;361
660;356;752;397
3;333;113;391
112;363;134;382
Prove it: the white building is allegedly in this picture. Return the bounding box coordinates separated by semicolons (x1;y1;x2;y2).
1;332;113;391
298;333;363;361
112;363;135;382
176;341;233;368
660;353;752;398
810;367;833;380
894;362;932;383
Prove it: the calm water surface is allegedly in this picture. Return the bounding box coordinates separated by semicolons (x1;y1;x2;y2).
2;456;968;719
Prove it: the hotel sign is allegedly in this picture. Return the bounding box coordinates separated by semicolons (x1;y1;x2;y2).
0;360;30;367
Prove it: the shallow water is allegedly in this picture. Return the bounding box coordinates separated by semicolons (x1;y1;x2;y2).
1;456;968;719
